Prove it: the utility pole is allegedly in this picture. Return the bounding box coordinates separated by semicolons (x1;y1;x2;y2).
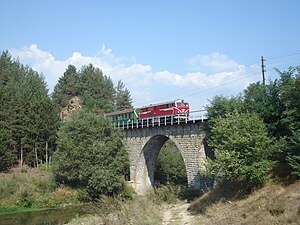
261;56;267;97
261;56;266;87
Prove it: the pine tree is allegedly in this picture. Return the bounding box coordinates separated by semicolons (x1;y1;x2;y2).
52;64;80;109
114;80;133;111
0;51;59;170
79;64;115;112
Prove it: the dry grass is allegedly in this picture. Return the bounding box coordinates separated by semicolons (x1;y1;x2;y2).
188;180;251;214
190;180;300;225
68;197;163;225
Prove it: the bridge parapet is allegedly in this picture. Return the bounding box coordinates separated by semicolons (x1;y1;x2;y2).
115;110;207;130
123;119;208;138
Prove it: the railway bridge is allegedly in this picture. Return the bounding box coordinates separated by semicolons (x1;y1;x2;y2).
121;112;214;195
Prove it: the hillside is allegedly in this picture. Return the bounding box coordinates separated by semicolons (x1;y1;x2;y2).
66;179;300;225
188;180;300;225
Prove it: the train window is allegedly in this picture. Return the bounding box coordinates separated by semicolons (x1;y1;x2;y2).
177;103;183;106
185;103;189;107
154;106;156;110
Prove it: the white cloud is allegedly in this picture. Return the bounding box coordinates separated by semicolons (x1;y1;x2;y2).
155;71;185;86
154;64;253;89
101;44;113;58
187;52;239;72
9;44;260;109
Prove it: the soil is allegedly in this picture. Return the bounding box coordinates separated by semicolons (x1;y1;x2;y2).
162;203;196;225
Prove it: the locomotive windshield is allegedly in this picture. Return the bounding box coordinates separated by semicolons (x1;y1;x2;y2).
176;102;188;107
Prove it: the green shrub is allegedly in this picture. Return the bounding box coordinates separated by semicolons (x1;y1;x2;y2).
53;111;129;200
155;140;187;185
0;167;80;208
19;190;34;207
206;112;282;187
149;185;181;204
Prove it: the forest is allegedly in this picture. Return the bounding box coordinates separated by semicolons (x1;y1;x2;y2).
0;49;299;205
0;51;132;170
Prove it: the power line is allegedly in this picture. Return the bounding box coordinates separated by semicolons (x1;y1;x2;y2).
267;52;300;60
133;55;299;106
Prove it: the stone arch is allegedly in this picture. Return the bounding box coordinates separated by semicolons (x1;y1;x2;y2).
123;121;214;195
134;135;193;195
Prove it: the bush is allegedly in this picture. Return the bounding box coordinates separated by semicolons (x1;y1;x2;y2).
149;185;181;204
155;140;187;185
0;167;79;208
53;111;129;200
206;112;282;187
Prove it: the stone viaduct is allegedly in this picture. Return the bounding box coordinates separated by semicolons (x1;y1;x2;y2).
122;120;214;195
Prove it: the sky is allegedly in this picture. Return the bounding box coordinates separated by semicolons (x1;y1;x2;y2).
1;0;299;111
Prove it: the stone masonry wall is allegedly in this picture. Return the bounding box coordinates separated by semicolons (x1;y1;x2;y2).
123;121;212;195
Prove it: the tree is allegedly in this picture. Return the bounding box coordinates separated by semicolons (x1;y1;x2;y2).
205;95;244;122
79;64;115;112
279;67;300;177
52;64;80;109
243;80;288;137
206;112;281;187
0;51;59;170
53;110;129;199
114;80;133;111
155;140;187;185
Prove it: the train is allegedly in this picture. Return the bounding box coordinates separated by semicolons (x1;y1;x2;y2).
106;99;190;128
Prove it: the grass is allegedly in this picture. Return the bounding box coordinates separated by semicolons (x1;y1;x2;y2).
190;180;300;225
68;184;198;225
0;207;48;216
0;166;80;210
68;196;163;225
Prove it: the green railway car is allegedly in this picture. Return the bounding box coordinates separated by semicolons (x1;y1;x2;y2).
106;108;140;128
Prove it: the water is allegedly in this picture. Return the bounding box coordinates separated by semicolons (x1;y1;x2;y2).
0;206;90;225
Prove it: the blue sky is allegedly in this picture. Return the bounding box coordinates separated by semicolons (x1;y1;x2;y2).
1;0;299;110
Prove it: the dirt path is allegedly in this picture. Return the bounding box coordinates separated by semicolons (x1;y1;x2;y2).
162;203;197;225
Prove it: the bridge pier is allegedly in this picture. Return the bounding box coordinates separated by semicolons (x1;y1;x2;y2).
123;121;213;195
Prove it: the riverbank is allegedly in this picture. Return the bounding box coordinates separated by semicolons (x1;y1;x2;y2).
67;196;163;225
66;179;300;225
0;166;80;209
0;207;48;216
1;167;299;225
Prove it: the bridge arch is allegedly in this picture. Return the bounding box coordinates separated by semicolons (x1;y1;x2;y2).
123;121;214;195
134;135;191;194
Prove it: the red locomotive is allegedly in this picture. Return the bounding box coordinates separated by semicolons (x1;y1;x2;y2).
138;99;189;120
107;99;190;127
